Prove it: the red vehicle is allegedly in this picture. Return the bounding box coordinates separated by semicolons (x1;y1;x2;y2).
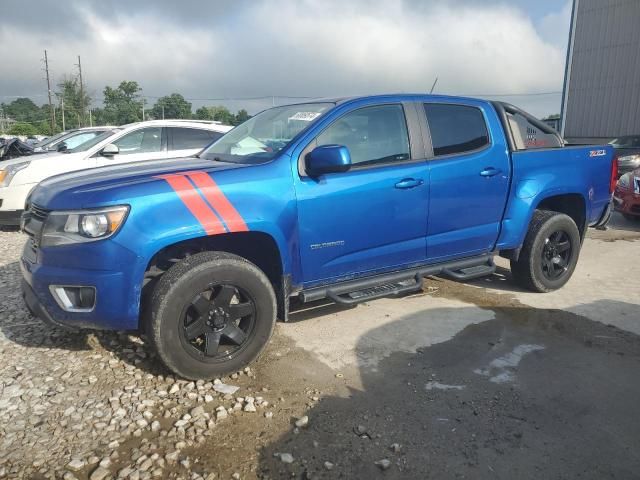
614;168;640;220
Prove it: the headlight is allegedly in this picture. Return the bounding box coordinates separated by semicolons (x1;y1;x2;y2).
0;161;30;187
618;173;631;189
41;206;129;247
619;154;640;166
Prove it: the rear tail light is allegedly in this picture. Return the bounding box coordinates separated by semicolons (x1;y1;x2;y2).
610;155;618;194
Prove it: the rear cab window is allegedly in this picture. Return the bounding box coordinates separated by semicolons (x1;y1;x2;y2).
506;112;563;150
424;103;490;157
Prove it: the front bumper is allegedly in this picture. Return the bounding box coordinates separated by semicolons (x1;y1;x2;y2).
22;279;78;331
613;189;640;217
0;209;22;226
20;239;143;331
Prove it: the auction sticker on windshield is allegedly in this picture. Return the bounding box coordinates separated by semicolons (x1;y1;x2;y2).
289;112;322;122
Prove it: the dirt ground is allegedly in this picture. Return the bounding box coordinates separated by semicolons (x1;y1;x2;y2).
0;213;639;479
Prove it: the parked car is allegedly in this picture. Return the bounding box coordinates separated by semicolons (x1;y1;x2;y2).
0;137;34;160
32;127;114;153
0;120;232;225
613;168;640;220
20;94;615;379
610;135;640;176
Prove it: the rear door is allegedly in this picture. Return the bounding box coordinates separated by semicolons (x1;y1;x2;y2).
167;127;224;158
294;102;429;284
423;101;510;262
96;126;167;166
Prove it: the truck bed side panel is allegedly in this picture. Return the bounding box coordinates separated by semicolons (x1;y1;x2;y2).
497;145;613;250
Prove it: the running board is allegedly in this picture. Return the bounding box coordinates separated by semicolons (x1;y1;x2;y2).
441;257;496;281
327;276;423;305
299;254;494;305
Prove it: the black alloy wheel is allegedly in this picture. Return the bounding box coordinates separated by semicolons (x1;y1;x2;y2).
540;230;572;281
181;284;256;362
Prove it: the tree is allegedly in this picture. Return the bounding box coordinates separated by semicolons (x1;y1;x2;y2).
194;106;213;120
8;122;38;136
101;81;144;125
56;77;92;129
150;93;192;120
234;109;250;125
2;98;43;124
192;105;236;125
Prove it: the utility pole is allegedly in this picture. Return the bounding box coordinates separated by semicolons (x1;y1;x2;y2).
142;97;145;121
44;50;55;134
162;105;165;120
61;97;66;131
89;109;93;127
76;55;85;127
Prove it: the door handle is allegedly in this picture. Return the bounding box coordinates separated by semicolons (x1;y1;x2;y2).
395;178;424;189
480;167;501;177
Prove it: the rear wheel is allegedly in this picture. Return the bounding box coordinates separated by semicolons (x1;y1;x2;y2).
622;213;639;221
510;210;581;293
148;252;276;380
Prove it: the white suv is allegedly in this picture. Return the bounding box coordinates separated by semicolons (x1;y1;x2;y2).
0;120;232;225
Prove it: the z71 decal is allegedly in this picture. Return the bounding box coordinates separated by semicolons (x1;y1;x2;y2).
155;171;248;235
589;149;607;157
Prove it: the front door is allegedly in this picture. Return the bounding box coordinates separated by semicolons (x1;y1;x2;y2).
294;103;429;285
423;102;511;262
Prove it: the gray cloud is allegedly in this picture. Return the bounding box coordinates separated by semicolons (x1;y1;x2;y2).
0;0;571;117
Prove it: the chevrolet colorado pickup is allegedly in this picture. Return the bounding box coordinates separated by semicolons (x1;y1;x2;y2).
20;94;616;379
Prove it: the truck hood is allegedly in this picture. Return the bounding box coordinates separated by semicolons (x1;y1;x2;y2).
30;156;251;210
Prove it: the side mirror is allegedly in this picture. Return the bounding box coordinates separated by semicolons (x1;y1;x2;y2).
56;142;67;152
101;143;119;157
305;145;351;177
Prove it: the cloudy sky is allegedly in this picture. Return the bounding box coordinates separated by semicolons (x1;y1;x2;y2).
1;0;572;117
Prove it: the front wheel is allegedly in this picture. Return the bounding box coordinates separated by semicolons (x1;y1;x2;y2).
148;252;276;380
510;210;581;293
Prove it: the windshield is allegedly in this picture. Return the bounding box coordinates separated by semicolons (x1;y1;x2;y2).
35;131;69;148
199;102;334;163
610;136;640;148
68;128;121;153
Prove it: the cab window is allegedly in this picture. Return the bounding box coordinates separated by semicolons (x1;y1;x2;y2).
424;103;489;156
316;104;410;167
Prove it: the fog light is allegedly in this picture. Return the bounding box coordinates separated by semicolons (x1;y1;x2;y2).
49;286;96;312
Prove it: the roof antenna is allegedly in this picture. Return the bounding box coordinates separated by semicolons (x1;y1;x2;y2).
429;77;439;94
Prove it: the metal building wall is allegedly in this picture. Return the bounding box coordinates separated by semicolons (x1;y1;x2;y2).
561;0;640;143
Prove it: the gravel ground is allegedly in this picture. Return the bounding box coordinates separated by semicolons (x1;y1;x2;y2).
1;215;639;479
0;230;276;480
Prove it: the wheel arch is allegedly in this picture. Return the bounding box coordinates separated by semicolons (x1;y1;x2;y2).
500;192;587;261
535;193;587;239
141;230;289;323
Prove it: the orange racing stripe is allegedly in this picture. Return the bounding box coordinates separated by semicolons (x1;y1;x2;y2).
155;173;226;235
186;171;249;232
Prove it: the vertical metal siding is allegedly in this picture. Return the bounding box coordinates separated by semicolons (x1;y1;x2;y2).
563;0;640;141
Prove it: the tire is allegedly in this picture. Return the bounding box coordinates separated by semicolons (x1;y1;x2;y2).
510;210;581;293
622;213;639;222
147;251;276;380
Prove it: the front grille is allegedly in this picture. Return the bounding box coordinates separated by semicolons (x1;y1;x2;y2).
30;204;50;221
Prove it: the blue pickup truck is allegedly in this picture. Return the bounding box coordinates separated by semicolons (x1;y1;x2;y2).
20;94;616;379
